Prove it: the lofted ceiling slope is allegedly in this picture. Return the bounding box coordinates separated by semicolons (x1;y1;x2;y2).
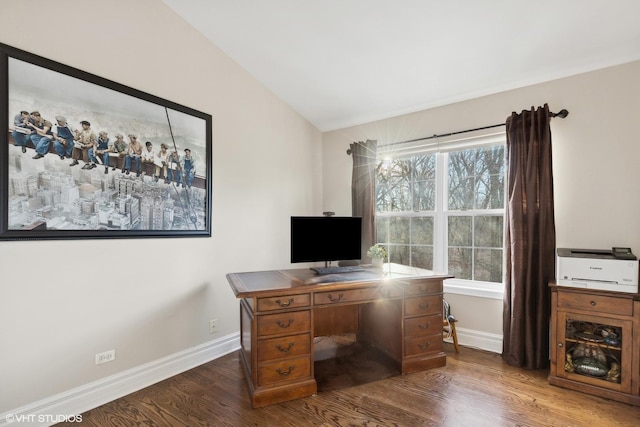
162;0;640;131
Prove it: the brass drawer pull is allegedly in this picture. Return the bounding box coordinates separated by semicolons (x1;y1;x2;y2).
418;341;431;350
590;301;596;306
419;302;430;310
275;318;294;328
276;366;295;376
328;293;344;302
418;322;431;330
276;298;294;307
275;342;295;353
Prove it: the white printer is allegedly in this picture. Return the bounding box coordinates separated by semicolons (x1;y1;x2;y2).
556;248;639;293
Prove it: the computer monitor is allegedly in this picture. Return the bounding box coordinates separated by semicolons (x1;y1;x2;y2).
290;216;362;264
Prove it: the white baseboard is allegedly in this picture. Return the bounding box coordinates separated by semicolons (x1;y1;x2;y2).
445;326;503;354
0;333;240;427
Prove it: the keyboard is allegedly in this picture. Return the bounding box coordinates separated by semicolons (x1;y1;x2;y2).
310;266;365;275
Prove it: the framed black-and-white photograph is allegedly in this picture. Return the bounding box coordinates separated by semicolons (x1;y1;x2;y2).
0;43;212;240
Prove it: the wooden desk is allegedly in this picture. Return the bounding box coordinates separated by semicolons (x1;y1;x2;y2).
226;265;452;407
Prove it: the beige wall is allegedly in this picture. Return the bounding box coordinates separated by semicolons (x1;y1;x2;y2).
0;0;322;413
323;60;640;347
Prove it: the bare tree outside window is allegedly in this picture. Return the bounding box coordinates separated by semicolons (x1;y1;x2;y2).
448;146;504;281
376;154;436;269
375;145;504;284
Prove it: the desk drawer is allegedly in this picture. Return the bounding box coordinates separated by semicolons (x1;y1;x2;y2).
258;356;311;386
404;280;442;296
404;314;441;337
404;295;441;317
258;333;311;362
404;334;443;357
557;292;633;316
257;294;311;312
314;285;401;305
257;310;311;337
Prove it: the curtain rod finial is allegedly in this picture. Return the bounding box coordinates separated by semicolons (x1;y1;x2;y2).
554;109;569;118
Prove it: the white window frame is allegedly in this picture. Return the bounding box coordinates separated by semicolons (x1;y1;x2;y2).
377;130;506;299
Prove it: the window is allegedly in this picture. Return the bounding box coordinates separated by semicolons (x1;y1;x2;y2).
375;136;505;297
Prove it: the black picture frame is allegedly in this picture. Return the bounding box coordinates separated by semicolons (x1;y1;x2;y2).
1;43;212;240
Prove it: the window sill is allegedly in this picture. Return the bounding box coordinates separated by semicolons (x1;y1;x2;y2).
444;278;504;300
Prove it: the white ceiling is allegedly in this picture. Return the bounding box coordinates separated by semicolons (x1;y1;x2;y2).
162;0;640;131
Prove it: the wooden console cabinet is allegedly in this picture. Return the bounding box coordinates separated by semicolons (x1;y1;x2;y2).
549;284;640;406
227;266;451;408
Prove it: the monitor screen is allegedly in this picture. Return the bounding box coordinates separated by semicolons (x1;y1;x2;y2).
291;216;362;263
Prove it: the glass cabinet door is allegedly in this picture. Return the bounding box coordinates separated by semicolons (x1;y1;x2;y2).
556;311;633;393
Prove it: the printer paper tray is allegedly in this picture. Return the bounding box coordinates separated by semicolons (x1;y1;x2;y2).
556;279;638;293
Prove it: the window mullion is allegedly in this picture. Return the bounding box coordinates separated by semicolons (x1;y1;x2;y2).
434;152;447;273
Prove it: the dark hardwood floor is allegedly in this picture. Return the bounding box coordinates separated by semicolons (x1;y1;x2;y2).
59;339;640;426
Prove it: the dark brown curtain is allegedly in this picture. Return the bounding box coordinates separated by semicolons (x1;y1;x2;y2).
502;104;556;369
350;139;377;261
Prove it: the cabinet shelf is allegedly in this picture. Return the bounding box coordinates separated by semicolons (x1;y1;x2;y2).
564;337;621;352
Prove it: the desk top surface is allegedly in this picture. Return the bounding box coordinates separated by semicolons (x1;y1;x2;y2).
226;264;452;298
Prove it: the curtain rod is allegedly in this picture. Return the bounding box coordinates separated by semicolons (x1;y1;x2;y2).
347;108;569;155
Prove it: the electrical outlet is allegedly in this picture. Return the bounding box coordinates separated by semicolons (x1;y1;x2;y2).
209;319;218;334
95;349;116;365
